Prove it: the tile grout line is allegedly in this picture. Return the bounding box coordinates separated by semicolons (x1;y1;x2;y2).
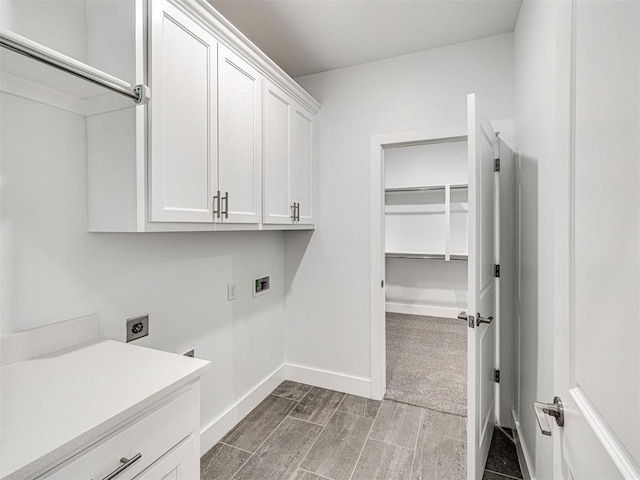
484;469;524;480
421;429;467;443
271;384;314;402
297;467;335;480
201;442;224;477
230;394;303;480
409;407;424;479
347;398;385;480
219;441;255;455
288;392;346;480
366;437;416;453
288;416;327;428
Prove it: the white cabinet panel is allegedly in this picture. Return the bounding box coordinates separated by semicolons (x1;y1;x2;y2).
218;45;262;223
291;107;314;224
45;387;198;480
150;0;217;223
263;82;293;224
137;436;198;480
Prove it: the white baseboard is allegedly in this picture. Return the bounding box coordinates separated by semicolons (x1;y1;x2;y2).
513;409;534;480
199;364;287;455
386;302;462;319
199;363;372;455
285;363;372;398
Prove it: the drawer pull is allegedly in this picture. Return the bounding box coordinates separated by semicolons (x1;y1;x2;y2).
100;453;142;480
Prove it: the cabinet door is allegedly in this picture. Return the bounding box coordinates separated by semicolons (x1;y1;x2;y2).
137;436;198;480
218;44;262;223
291;106;314;224
149;0;218;223
263;81;293;224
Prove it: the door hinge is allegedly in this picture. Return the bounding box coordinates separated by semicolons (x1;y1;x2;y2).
494;264;501;277
494;158;500;172
494;369;501;383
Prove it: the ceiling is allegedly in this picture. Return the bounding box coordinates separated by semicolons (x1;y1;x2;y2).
208;0;523;78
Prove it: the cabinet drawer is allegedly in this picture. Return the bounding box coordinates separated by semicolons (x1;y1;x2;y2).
135;435;198;479
45;387;196;480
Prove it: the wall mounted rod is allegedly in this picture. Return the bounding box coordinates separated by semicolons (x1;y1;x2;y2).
0;29;149;104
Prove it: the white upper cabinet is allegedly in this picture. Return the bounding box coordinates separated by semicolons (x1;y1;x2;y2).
263;81;294;224
263;80;315;225
218;44;262;224
291;106;314;225
149;0;218;223
79;0;320;232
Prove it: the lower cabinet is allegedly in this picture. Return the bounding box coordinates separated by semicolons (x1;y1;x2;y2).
137;436;198;480
44;385;200;480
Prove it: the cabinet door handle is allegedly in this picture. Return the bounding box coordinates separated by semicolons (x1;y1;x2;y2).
222;192;229;219
296;203;300;222
213;191;221;219
100;453;142;480
291;203;297;222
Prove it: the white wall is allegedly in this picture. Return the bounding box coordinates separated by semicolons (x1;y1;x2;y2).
512;1;560;478
0;92;287;451
384;141;469;317
286;34;513;388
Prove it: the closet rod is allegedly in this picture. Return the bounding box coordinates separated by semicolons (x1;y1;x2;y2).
386;253;445;260
385;185;445;193
385;253;468;261
0;29;150;104
385;184;468;193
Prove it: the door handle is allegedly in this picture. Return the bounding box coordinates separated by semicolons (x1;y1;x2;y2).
99;453;142;480
291;203;297;222
476;313;493;326
296;203;300;221
213;190;221;219
222;192;229;219
457;312;474;328
533;396;564;436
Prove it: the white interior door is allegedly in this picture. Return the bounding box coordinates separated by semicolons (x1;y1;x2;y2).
467;93;497;479
552;1;640;478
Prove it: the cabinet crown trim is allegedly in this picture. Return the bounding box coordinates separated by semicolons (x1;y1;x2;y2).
175;0;321;115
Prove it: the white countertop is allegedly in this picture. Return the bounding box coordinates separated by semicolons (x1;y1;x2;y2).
0;340;210;480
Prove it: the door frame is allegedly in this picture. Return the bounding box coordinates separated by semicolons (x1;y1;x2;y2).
369;125;469;401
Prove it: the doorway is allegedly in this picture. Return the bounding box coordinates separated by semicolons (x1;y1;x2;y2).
383;137;469;417
370;96;515;478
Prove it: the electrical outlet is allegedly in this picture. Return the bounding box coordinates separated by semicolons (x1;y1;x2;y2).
253;275;270;297
126;314;149;342
227;282;237;301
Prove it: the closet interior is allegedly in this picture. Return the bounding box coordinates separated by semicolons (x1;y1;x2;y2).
384;137;469;417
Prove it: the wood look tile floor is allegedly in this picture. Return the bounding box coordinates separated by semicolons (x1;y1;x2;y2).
201;381;468;480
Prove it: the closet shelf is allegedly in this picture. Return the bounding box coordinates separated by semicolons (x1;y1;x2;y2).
385;183;468;193
386;252;445;260
385;252;468;261
0;28;149;108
